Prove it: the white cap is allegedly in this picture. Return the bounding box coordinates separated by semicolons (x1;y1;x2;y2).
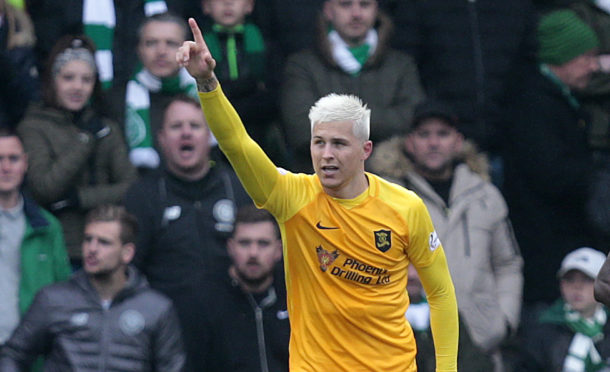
557;247;606;279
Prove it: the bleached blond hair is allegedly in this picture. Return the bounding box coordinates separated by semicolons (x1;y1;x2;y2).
308;93;370;141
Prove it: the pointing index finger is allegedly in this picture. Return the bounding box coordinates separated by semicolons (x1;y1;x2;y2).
188;18;205;47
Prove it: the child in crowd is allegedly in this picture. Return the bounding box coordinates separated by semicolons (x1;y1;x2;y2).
520;247;610;372
199;0;287;165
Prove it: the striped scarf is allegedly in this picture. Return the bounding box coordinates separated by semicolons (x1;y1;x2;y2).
83;0;168;90
124;66;198;169
540;299;608;372
328;29;378;76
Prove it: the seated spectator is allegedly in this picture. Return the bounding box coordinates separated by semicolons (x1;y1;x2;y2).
198;204;289;372
117;12;199;170
0;127;71;349
124;94;250;371
0;0;39;127
198;0;287;165
519;247;610;371
17;35;136;266
0;205;185;372
280;0;424;172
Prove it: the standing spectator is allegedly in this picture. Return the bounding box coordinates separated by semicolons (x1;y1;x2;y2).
199;204;289;372
178;18;458;370
198;0;287;165
0;0;39;127
369;99;523;371
0;128;71;348
519;247;610;371
389;0;537;164
17;35;136;266
25;0;168;89
502;9;602;307
124;94;250;372
571;0;610;158
117;12;199;170
280;0;424;172
0;205;185;372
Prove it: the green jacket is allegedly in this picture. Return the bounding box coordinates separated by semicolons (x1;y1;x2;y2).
19;194;71;315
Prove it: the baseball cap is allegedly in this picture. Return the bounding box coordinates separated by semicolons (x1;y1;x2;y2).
410;100;459;131
557;247;606;279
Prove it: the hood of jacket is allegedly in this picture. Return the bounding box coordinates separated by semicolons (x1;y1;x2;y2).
72;265;149;305
314;8;394;69
368;136;490;184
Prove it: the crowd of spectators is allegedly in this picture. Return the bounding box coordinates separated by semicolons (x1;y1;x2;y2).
0;0;609;371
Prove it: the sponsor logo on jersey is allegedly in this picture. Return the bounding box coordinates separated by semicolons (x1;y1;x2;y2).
316;245;339;272
429;231;441;252
374;229;392;252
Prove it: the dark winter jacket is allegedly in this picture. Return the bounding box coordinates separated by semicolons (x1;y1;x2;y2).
0;1;39;127
198;273;290;372
280;10;424;172
391;0;537;151
17;103;136;258
503;66;599;304
0;267;185;372
123;165;250;371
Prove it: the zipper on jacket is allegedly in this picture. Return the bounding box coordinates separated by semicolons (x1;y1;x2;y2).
461;214;471;257
246;287;277;372
99;305;111;371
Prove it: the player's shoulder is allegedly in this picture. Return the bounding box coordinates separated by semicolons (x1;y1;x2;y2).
370;173;422;202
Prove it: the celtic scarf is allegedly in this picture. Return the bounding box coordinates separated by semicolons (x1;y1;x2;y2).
204;22;266;81
124;66;198;168
83;0;168;90
540;299;608;372
328;28;378;76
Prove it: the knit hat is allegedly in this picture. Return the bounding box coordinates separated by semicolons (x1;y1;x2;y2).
410;100;459;131
537;9;600;65
557;247;606;279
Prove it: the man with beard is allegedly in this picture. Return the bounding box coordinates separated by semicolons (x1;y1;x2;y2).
0;205;185;371
198;204;289;372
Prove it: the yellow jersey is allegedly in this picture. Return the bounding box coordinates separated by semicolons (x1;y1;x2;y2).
199;86;458;372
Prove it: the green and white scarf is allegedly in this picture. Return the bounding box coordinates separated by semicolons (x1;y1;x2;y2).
328;29;377;76
83;0;168;90
125;66;198;168
540;299;608;372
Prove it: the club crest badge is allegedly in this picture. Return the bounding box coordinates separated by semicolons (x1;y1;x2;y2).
316;246;339;272
374;229;392;253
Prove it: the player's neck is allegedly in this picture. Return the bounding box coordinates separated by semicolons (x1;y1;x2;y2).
325;173;369;200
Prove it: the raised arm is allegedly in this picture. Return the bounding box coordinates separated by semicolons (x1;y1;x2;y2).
176;19;281;206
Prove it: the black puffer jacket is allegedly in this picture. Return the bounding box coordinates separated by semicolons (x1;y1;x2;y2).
0;267;185;372
391;0;538;151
